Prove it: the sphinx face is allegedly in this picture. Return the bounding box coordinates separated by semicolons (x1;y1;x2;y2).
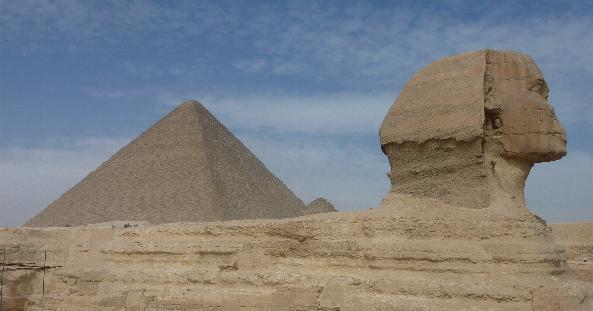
486;52;567;162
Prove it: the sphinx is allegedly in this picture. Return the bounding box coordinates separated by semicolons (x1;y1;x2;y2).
380;49;566;214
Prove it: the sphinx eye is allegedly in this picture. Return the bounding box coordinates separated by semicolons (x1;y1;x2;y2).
492;117;502;129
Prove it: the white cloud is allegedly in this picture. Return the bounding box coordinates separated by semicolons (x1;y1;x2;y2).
0;138;128;227
3;2;592;112
106;3;592;127
232;5;593;125
158;91;395;136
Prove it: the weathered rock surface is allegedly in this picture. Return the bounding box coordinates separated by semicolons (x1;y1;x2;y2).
552;222;593;261
552;222;593;283
1;206;592;310
25;101;305;227
380;50;486;145
303;198;337;215
380;49;566;210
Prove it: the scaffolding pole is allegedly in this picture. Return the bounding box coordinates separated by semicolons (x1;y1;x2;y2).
0;247;6;311
42;248;47;310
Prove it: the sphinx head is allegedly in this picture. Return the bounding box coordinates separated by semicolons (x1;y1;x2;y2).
380;50;566;211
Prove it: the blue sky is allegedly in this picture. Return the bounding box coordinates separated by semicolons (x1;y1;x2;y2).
1;0;592;226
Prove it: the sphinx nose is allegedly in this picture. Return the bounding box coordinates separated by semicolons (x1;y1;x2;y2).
550;109;566;140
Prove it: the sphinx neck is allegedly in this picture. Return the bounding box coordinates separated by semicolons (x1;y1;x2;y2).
483;153;533;211
383;139;533;212
384;139;490;209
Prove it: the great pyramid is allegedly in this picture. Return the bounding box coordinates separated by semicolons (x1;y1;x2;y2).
25;100;305;227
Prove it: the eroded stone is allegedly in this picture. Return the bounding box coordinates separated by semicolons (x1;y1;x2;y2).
380;49;566;211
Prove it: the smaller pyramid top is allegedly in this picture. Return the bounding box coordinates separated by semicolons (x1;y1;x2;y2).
303;198;337;215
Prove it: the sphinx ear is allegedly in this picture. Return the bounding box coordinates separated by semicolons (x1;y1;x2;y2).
483;73;503;131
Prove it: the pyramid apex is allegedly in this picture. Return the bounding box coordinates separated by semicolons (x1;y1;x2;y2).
178;99;204;109
168;100;207;116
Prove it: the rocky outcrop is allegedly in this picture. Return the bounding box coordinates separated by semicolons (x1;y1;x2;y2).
25;101;305;227
303;198;337;215
1;207;592;310
552;222;593;261
551;222;593;283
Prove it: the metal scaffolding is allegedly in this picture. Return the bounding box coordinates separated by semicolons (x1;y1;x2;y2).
0;247;5;311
